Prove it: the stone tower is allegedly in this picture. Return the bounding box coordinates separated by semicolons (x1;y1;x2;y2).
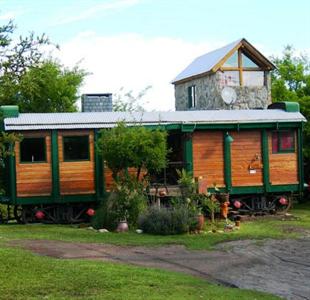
172;38;275;110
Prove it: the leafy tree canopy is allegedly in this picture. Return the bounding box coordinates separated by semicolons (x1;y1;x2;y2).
113;86;152;112
0;20;86;112
271;46;310;158
97;122;167;180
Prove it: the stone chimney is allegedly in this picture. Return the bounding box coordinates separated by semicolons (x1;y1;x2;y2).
81;93;113;112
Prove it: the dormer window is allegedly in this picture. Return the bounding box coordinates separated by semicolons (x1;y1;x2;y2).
188;85;197;108
221;49;265;87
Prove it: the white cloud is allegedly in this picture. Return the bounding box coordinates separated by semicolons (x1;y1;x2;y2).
55;32;223;111
53;0;143;26
0;10;23;20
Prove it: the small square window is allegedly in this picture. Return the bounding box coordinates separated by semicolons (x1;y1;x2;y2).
272;130;295;154
20;137;46;163
188;85;197;108
63;136;90;161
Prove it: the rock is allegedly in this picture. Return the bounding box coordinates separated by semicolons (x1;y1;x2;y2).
136;229;143;234
87;226;95;230
98;228;109;233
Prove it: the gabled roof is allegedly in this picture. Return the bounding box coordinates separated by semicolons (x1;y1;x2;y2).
4;109;305;131
172;38;276;84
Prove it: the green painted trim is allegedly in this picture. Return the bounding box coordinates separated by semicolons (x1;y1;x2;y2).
15;194;98;205
208;184;298;195
183;134;193;173
224;132;232;192
181;124;196;132
8;144;17;204
0;105;19;118
297;126;304;194
51;130;60;200
94;129;104;199
261;129;270;192
190;122;301;131
268;184;299;193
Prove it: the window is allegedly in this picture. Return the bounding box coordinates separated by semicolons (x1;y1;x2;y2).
272;130;295;153
243;71;264;86
63;136;90;161
188;85;197;108
221;49;265;87
223;51;238;67
220;71;240;86
20;137;46;163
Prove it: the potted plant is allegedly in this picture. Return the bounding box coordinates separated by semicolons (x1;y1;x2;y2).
176;169;195;198
203;194;220;232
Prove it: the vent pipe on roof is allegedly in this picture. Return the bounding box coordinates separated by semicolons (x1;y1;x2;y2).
81;93;112;112
0;105;19;118
268;101;300;112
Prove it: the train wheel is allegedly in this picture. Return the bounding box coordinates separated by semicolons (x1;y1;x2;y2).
275;195;292;214
14;205;23;224
21;207;35;224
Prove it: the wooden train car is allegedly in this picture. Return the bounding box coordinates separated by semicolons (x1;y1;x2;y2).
0;101;306;223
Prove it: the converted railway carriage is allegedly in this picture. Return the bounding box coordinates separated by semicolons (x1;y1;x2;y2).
0;102;306;223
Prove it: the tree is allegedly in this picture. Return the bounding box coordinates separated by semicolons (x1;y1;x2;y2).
9;60;86;112
97;122;167;180
113;86;152;112
271;46;310;159
0;21;86;112
271;45;309;103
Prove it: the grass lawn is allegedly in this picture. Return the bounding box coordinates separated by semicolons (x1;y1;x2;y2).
0;246;279;300
0;203;309;250
0;203;308;300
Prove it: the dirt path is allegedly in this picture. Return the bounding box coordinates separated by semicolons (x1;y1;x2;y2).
9;237;310;300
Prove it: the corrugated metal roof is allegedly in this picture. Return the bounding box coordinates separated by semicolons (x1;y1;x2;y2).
172;39;241;83
4;110;306;131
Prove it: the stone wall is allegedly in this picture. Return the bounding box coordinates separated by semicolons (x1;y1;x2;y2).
174;72;271;111
82;94;112;112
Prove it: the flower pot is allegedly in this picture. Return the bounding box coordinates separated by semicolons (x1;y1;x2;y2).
196;214;205;231
116;221;129;233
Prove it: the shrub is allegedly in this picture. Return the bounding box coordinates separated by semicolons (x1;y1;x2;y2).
91;195;119;230
138;206;197;235
91;175;148;230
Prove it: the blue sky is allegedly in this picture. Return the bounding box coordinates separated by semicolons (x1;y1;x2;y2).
0;0;309;110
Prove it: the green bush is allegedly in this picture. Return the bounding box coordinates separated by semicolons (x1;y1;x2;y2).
138;206;197;235
91;195;119;230
91;175;148;230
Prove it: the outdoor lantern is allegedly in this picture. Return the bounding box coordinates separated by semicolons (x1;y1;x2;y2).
86;208;96;216
234;200;242;209
35;210;45;219
279;197;288;205
225;132;234;143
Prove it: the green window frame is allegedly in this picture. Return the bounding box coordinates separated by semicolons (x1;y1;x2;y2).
20;137;47;163
272;130;295;154
63;135;90;161
188;85;196;108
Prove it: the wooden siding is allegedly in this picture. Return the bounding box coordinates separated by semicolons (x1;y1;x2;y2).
16;131;52;197
269;131;298;185
104;166;114;192
193;131;225;187
103;167;146;192
231;131;263;187
58;130;95;195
